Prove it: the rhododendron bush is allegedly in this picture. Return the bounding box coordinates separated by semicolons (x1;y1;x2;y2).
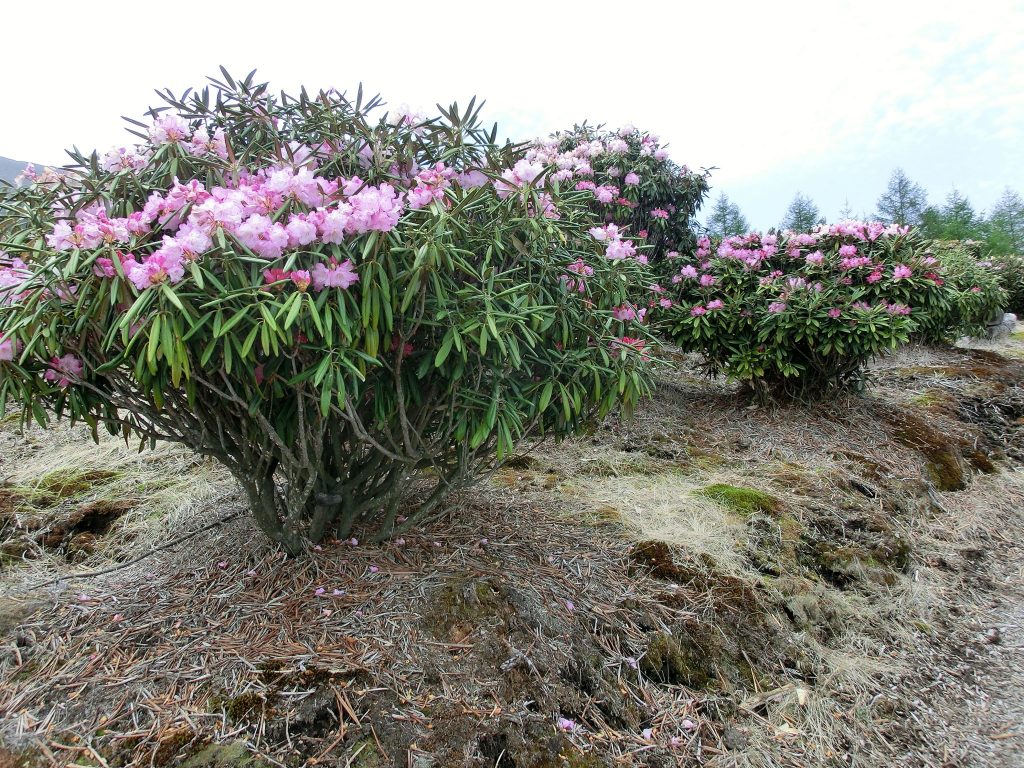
988;251;1024;316
917;241;1006;340
526;125;710;263
0;71;653;552
663;223;948;399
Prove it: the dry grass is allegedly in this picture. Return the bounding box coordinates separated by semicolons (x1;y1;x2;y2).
1;339;1023;766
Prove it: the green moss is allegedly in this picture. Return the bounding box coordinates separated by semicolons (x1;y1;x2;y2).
685;446;730;471
154;727;196;766
887;412;969;492
422;576;504;639
908;390;952;409
34;468;119;500
640;631;712;688
698;484;781;516
346;739;383;768
223;691;263;722
181;742;269;767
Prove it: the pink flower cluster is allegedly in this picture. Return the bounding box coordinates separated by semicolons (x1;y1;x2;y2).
612;303;646;322
717;233;779;268
521;126;672;196
44;354;83;387
0;334;19;362
560;258;594;293
0;255;31;305
407;162;453;209
46;168;407;292
588;224;640;262
144;114;229;160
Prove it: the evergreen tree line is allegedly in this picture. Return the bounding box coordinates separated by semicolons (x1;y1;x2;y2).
704;169;1024;256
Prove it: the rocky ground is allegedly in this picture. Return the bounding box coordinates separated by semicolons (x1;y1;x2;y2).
1;336;1023;767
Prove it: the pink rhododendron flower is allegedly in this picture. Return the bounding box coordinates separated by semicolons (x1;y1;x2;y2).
827;308;842;319
561;259;594;292
679;265;698;279
659;297;673;309
454;169;488;189
706;299;724;310
125;247;184;290
840;255;872;270
650;208;669;219
611;337;648;357
530;192;560;220
699;274;717;287
605;238;636;260
0;259;30;304
101;146;150;173
691;305;706;316
346;184;405;233
866;270;883;284
495;159;546;198
311;259;359;291
588;224;618;241
189;126;229;159
805;250;824;265
44;354;83;388
892;264;912;279
14;163;38;184
283;214;318;247
235;214;290;259
612;304;646;322
624;172;640;186
768;302;787;313
174;227;213;260
0;335;19;362
148;113;191;145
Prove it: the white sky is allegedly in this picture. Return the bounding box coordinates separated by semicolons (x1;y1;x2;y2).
3;0;1022;229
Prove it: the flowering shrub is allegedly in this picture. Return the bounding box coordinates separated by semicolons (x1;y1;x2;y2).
524;124;710;263
989;251;1024;315
662;222;947;399
0;72;653;552
915;241;1006;340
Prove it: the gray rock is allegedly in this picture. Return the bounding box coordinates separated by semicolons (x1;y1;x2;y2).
986;312;1017;340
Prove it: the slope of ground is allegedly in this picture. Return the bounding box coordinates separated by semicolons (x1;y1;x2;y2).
1;336;1023;767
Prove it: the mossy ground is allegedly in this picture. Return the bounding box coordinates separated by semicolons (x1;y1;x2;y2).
697;483;782;516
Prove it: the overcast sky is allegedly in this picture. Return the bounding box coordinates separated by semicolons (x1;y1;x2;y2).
2;0;1021;229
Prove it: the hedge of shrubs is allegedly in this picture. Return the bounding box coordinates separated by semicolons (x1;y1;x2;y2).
915;240;1006;341
658;224;947;399
0;73;653;551
989;252;1024;316
0;72;1016;548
